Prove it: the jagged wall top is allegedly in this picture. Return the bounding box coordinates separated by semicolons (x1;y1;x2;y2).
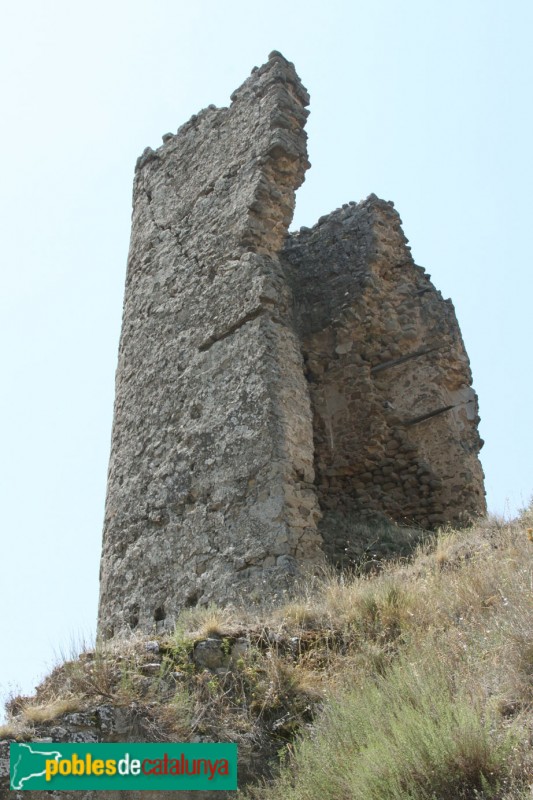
133;51;310;261
98;52;485;638
98;52;324;636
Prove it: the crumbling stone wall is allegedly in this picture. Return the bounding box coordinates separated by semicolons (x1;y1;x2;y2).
98;52;485;637
98;52;325;638
281;196;485;564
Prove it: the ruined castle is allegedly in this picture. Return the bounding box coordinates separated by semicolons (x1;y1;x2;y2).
97;52;485;637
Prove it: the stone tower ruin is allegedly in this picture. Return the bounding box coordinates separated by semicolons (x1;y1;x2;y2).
98;52;485;637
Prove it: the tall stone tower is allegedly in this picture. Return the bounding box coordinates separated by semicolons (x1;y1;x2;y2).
98;53;485;637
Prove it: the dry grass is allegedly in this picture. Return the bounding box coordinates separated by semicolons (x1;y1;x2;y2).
0;718;32;741
173;603;241;639
245;508;533;799
20;695;83;724
2;506;532;796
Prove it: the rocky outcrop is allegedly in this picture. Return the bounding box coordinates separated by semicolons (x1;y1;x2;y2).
0;628;318;800
98;52;485;638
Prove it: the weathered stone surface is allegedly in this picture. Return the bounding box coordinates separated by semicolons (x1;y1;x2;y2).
281;195;486;562
98;52;324;638
97;53;485;637
193;639;229;671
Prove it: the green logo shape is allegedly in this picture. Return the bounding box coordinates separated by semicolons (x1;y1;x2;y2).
10;742;237;791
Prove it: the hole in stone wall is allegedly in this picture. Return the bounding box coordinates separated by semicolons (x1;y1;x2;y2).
190;404;202;420
185;591;200;608
154;605;166;622
128;605;139;630
103;625;114;641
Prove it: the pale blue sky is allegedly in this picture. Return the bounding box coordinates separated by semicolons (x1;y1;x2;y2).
1;0;532;718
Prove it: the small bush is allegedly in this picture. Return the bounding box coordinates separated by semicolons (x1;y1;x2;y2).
250;654;518;800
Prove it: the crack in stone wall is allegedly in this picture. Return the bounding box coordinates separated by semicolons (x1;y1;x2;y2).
98;53;486;637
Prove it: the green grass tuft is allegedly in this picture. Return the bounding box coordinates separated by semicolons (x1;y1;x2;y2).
251;653;518;800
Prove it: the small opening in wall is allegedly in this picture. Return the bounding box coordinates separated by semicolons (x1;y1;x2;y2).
185;591;200;608
154;605;166;622
128;605;139;630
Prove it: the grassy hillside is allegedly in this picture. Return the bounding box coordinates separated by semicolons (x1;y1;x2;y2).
246;508;533;800
2;508;532;798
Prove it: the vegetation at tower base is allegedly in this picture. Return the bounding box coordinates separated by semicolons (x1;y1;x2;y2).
2;50;500;800
97;51;486;639
2;508;533;798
